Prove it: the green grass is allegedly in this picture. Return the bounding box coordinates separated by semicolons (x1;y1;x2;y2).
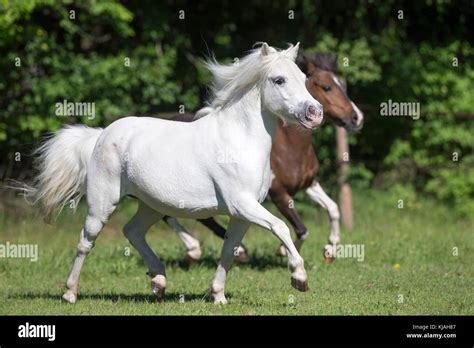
0;189;472;315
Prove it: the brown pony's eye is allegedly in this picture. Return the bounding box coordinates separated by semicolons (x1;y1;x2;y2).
322;85;331;92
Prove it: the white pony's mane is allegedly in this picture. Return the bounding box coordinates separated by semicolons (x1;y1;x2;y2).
201;43;298;113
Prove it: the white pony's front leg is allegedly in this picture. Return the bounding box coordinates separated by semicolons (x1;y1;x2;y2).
164;217;202;261
234;197;308;292
210;218;250;304
305;181;341;262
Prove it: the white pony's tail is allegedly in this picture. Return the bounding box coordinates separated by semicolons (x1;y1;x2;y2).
21;125;103;221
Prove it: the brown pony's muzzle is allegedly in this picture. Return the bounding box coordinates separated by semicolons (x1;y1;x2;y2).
347;102;364;132
350;111;363;129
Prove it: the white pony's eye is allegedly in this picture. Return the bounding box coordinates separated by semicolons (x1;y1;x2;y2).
272;76;286;86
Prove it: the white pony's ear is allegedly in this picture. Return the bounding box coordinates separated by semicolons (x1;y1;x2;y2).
261;42;271;56
287;42;300;61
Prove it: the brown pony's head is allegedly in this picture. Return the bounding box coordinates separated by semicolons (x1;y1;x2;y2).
297;52;363;132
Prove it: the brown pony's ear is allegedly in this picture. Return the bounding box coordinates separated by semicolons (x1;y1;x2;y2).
307;62;317;75
329;54;338;70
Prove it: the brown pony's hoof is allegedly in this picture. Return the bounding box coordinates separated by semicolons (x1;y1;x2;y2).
324;255;335;264
291;277;309;292
323;245;336;263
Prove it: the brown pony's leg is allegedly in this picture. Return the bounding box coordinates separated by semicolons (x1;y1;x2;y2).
270;190;309;255
197;218;226;239
163;216;202;261
305;180;341;263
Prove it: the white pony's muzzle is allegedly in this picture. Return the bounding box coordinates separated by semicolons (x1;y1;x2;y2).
298;102;323;129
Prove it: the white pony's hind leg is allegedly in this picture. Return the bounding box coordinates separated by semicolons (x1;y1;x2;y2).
305;181;341;261
164;217;202;261
63;205;117;304
123;202;166;298
63;169;120;304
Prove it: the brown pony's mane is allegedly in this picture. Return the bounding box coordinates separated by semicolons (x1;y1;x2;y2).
296;52;338;75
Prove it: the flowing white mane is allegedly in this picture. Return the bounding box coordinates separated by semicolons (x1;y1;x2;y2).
203;43;298;111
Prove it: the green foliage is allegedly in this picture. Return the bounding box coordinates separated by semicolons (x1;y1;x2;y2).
306;34;381;86
383;42;474;216
348;163;374;189
0;0;198;156
425;167;474;217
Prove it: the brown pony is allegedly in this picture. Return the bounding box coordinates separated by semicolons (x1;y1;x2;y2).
269;52;363;259
163;51;363;262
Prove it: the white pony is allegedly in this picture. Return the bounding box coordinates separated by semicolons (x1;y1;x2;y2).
25;43;323;304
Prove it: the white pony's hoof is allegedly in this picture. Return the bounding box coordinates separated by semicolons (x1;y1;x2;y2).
150;275;166;299
211;293;228;305
186;245;202;262
234;245;250;263
291;277;309;292
291;267;308;292
276;244;287;257
62;291;77;304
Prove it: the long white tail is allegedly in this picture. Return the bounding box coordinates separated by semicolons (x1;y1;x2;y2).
22;125;103;221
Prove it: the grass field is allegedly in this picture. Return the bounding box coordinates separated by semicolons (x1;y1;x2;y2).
0;188;472;315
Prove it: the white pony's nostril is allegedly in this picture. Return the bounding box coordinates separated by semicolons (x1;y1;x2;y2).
306;104;323;120
306;105;319;119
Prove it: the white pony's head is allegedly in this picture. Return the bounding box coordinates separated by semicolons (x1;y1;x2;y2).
204;42;323;129
258;42;323;129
